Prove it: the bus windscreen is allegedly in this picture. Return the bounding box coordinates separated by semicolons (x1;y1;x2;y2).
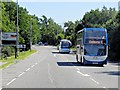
61;41;70;48
84;29;107;56
85;30;106;44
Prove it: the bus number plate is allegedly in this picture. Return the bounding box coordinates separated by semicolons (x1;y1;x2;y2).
93;62;98;64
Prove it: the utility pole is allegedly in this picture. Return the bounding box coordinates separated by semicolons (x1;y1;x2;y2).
0;30;2;59
15;0;19;58
30;18;32;51
64;27;67;39
118;1;120;11
0;1;2;59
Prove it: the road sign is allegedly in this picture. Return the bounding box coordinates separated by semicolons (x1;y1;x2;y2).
1;32;17;45
18;45;26;48
2;32;17;41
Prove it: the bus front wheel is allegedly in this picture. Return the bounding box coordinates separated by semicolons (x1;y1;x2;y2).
99;64;104;67
80;57;84;65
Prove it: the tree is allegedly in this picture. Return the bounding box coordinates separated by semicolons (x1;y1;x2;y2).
109;11;120;60
39;16;63;45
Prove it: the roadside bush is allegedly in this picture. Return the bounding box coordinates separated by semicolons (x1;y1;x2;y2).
1;46;15;57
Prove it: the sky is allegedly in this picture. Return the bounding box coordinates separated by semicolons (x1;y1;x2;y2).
17;1;119;26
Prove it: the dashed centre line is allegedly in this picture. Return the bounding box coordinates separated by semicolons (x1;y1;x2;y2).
103;86;106;88
62;55;103;88
31;65;35;68
35;63;38;65
53;54;56;57
76;68;80;70
7;78;16;86
6;62;39;86
26;68;30;72
102;86;110;90
18;72;25;78
90;77;99;85
77;71;90;77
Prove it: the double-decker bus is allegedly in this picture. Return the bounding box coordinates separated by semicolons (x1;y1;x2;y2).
76;28;108;66
59;39;72;53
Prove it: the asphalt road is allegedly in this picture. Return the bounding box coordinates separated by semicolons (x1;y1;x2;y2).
1;45;119;89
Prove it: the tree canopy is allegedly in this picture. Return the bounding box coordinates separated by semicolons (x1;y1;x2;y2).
1;2;120;61
63;6;119;60
1;2;64;50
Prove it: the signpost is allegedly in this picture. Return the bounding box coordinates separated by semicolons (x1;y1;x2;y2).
30;18;32;51
16;0;19;58
0;31;2;46
1;0;19;59
0;30;2;59
1;32;17;58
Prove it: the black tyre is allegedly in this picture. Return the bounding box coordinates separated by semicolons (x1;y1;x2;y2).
80;57;84;65
99;64;104;67
76;54;79;62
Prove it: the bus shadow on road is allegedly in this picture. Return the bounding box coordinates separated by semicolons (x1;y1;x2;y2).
57;62;81;66
52;52;70;55
52;52;60;54
95;71;120;76
57;62;104;67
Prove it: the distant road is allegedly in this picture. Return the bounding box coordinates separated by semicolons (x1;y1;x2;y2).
2;45;119;89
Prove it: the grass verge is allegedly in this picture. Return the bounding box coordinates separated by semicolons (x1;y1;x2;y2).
71;47;76;51
0;50;37;69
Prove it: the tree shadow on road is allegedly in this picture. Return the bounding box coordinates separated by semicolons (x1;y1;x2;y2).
108;61;120;66
95;71;120;76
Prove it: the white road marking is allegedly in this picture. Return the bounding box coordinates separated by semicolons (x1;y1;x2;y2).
48;63;55;85
102;86;110;90
0;88;2;90
74;66;76;68
26;68;30;72
90;77;99;85
53;54;56;57
112;66;119;68
7;78;16;85
79;67;103;68
77;71;90;77
6;66;10;68
108;63;119;68
31;65;35;68
5;63;13;68
103;86;106;88
35;63;38;65
77;68;80;70
83;74;90;77
18;72;25;77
